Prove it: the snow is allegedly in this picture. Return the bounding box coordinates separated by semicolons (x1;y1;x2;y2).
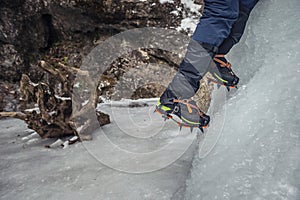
47;139;64;148
159;0;174;4
176;0;202;33
158;0;202;33
1;0;300;199
82;99;89;106
55;95;71;101
177;17;199;34
24;107;40;114
170;10;179;16
73;82;80;88
180;0;202;14
48;111;57;116
21;132;39;141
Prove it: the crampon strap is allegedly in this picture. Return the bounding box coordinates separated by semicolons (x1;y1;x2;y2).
213;54;232;68
211;54;238;90
172;99;205;117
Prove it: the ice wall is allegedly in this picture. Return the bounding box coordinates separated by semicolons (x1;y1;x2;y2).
185;0;300;199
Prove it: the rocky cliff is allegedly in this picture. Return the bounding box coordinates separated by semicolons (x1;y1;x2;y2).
0;0;214;140
0;0;192;81
0;0;209;113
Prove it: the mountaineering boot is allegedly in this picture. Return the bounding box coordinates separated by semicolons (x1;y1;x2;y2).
156;39;215;131
174;99;210;131
210;54;239;88
155;99;210;132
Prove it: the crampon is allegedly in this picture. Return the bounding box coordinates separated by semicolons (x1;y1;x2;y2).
209;54;239;91
206;76;238;91
155;99;210;133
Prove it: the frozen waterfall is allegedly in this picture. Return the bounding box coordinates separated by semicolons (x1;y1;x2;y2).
185;0;300;199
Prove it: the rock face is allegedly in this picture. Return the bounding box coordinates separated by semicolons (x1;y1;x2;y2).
1;0;51;81
0;81;19;112
0;0;205;103
0;0;188;82
1;0;210;117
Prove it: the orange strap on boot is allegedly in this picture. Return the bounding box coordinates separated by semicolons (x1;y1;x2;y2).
173;99;204;116
213;54;232;68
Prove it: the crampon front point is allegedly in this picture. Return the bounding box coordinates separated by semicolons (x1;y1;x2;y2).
207;76;238;91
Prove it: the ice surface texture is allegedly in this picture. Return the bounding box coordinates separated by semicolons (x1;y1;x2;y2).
185;0;300;199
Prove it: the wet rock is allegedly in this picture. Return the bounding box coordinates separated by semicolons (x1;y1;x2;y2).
0;0;190;83
0;0;210;114
0;45;24;82
131;83;166;100
0;81;19;112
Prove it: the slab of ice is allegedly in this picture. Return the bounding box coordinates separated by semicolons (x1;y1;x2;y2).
185;0;300;199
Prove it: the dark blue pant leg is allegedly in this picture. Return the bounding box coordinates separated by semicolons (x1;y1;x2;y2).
240;0;259;11
218;0;259;54
160;0;239;105
192;0;239;47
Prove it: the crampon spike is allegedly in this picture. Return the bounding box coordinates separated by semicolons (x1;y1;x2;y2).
155;104;209;133
207;78;211;84
199;127;204;133
161;114;168;121
190;127;194;132
179;124;183;131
